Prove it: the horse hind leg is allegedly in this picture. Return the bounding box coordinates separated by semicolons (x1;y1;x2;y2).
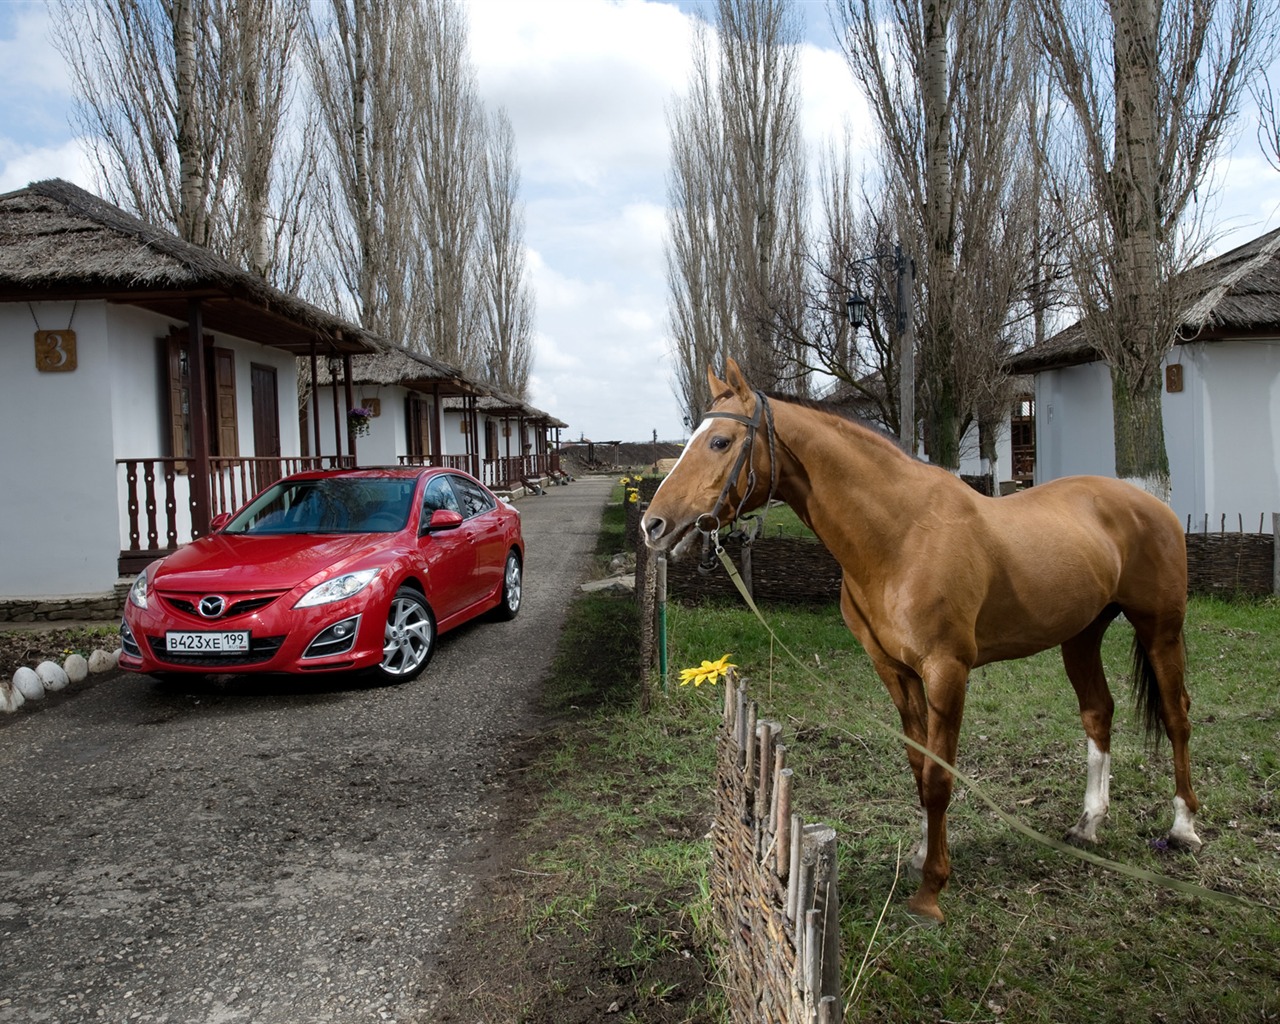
1129;617;1202;851
1061;612;1118;846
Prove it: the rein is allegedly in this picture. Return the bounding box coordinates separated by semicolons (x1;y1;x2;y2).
695;390;778;575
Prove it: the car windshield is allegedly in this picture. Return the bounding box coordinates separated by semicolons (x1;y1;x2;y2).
223;477;417;535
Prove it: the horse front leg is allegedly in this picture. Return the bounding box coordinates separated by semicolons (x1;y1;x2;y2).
870;661;930;869
907;656;970;926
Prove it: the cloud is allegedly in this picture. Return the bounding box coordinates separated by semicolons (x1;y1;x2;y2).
0;138;95;195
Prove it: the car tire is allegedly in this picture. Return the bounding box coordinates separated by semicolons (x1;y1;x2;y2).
375;587;436;682
494;550;522;621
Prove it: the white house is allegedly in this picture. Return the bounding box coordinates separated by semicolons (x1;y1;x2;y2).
305;346;567;493
1008;227;1280;529
0;180;378;612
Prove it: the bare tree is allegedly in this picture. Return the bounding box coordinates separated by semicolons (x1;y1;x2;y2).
717;0;810;392
833;0;1035;470
478;110;535;399
1032;0;1270;499
305;0;419;337
409;0;484;370
52;0;307;280
665;0;809;425
666;23;733;428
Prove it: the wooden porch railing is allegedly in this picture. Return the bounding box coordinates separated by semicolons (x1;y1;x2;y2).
116;455;354;573
397;453;560;490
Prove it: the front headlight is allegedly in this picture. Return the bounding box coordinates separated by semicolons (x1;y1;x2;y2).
294;568;380;608
129;571;149;610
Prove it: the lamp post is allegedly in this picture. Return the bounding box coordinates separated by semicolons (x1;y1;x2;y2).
846;243;914;453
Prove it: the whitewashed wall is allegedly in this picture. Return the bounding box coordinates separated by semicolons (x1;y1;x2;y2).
1032;339;1280;529
1;301;126;597
1;300;307;598
956;415;1014;484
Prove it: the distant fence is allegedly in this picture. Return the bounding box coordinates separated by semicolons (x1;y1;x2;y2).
713;674;843;1024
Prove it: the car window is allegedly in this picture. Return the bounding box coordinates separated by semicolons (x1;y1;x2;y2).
422;475;463;518
450;475;496;519
227;478;415;534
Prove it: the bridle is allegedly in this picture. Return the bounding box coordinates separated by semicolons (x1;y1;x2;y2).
694;390;778;573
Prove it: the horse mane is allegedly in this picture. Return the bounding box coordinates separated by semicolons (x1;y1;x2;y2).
763;391;915;459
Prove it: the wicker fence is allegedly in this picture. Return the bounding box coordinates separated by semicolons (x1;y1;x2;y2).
714;674;843;1024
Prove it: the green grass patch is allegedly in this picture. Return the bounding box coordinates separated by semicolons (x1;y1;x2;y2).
662;596;1280;1023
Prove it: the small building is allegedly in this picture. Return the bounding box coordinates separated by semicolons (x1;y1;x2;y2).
0;179;376;610
304;346;567;493
1008;227;1280;529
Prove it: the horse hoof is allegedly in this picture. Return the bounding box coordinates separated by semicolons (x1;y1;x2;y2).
906;894;945;927
1063;826;1098;849
1166;831;1203;854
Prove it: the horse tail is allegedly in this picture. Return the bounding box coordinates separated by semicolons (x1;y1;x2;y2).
1130;635;1167;748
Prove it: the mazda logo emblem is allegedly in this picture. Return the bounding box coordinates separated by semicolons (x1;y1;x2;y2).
198;595;226;618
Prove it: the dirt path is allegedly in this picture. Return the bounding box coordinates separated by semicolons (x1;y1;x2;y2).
0;476;613;1024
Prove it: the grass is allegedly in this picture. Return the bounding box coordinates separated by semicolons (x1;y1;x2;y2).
660;596;1280;1023
458;482;1278;1022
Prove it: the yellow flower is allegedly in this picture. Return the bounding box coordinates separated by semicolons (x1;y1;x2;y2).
678;654;736;687
619;475;631;485
628;490;639;503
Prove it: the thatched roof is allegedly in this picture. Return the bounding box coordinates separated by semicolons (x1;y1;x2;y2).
310;343;481;396
309;342;568;428
0;179;375;356
1008;225;1280;374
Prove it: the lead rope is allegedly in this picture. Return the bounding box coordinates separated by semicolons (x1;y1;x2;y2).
707;538;1259;912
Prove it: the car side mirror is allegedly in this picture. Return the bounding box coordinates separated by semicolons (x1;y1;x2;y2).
422;508;464;534
210;512;232;532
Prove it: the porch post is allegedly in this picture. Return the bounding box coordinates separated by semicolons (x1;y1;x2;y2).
329;357;343;461
431;384;444;464
187;298;212;538
343;353;356;464
472;400;482;478
310;338;321;458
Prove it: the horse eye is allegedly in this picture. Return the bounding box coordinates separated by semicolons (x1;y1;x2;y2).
709;435;731;452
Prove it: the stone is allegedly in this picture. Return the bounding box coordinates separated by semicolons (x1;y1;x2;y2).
13;666;45;700
64;653;89;683
88;649;115;673
0;680;25;713
36;661;70;692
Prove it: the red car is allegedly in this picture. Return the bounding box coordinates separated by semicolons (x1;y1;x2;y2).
119;467;523;683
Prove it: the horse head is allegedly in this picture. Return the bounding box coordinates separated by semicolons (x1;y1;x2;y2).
641;359;774;558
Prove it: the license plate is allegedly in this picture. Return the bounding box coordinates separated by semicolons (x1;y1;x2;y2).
165;630;250;654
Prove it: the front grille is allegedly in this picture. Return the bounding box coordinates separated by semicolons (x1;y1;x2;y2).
160;593;285;619
147;634;286;667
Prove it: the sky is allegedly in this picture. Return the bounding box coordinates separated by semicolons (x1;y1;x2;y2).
2;0;1279;443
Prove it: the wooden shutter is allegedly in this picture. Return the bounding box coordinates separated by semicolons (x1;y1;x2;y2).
210;346;238;457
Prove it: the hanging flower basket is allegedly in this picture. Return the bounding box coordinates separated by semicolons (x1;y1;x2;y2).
348;407;374;437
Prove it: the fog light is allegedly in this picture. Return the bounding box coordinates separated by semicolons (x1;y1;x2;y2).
303;615;361;659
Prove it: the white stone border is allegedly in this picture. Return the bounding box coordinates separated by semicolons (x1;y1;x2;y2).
1;646;121;714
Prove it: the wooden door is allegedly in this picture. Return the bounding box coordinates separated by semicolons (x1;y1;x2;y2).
251;363;281;493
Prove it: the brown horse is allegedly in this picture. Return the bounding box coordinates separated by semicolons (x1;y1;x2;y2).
642;360;1201;924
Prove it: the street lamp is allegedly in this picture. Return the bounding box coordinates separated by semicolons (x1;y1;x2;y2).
845;243;914;454
845;291;867;330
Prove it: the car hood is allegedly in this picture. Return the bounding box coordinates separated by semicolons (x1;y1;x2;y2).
149;533;397;592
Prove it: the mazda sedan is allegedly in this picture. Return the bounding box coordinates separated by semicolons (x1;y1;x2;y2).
119;467;523;683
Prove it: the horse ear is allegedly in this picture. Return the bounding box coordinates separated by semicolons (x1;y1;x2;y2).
724;358;752;400
706;364;731;402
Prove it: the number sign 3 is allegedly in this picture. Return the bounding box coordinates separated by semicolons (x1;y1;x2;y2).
35;330;77;372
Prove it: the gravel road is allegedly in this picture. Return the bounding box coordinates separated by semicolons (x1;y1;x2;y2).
0;475;614;1024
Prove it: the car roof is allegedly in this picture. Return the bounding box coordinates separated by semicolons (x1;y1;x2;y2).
278;466;467;483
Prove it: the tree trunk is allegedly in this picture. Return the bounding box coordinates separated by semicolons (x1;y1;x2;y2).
173;0;204;245
1111;365;1170;500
